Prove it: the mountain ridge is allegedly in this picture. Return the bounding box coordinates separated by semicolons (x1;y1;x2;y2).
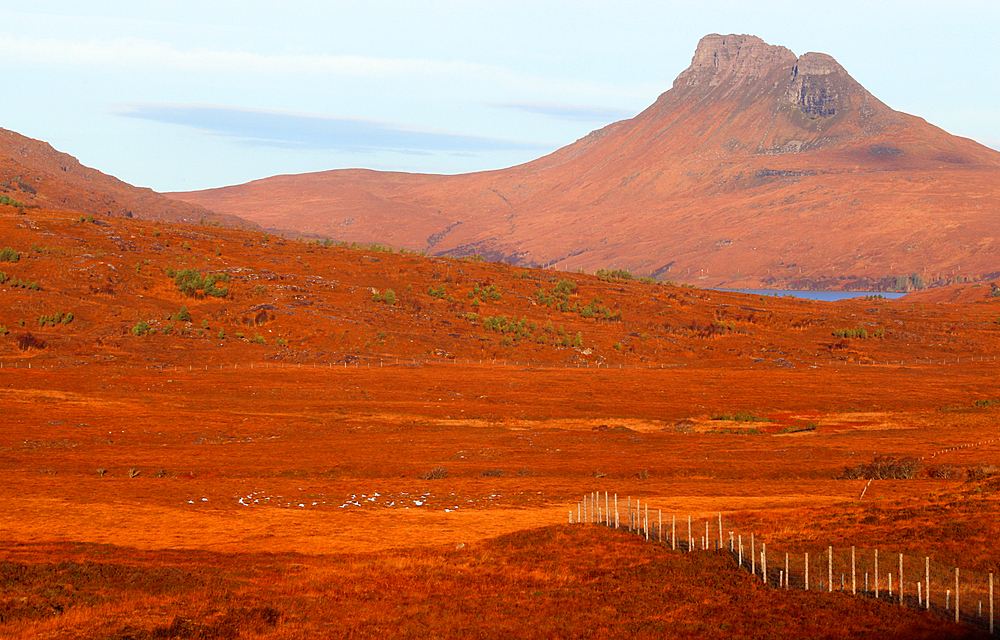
0;127;253;228
164;34;999;289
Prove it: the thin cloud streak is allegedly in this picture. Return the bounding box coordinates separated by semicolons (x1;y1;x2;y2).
488;101;638;122
112;103;554;153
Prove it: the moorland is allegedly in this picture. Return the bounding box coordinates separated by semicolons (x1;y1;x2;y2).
2;204;1000;638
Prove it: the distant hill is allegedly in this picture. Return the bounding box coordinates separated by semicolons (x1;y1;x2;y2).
0;127;252;228
171;34;1000;291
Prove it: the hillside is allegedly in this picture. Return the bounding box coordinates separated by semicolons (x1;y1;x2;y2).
172;34;1000;291
0;127;252;227
4;204;1000;638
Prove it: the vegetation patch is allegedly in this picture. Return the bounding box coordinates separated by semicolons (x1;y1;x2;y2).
711;411;770;423
171;268;230;298
839;455;921;479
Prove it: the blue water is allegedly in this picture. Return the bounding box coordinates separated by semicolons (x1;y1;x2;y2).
717;289;907;302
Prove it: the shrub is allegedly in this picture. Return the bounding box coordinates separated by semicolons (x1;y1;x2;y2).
418;466;448;480
967;464;1000;480
480;469;503;477
16;332;44;350
0;325;8;336
172;306;192;322
596;268;633;282
174;268;229;298
928;464;956;479
132;320;152;336
839;455;921;479
712;412;769;423
0;247;20;262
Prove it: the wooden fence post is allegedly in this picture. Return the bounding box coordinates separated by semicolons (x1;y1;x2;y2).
751;534;756;576
718;513;723;550
605;492;609;526
645;504;649;541
659;510;662;543
926;557;930;610
615;494;619;529
828;546;833;593
852;546;856;595
785;552;789;589
688;516;692;553
989;572;993;635
956;567;960;623
805;552;809;591
672;515;676;550
730;531;734;552
762;543;767;584
739;535;743;568
899;553;904;606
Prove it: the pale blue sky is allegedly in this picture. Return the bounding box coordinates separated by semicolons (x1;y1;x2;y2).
2;1;997;192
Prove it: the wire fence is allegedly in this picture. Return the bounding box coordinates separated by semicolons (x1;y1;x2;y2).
571;491;995;635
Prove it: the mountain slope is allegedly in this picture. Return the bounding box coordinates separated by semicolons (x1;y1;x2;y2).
0;127;252;227
171;34;1000;290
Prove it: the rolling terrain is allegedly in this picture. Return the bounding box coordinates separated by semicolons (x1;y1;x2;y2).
0;127;252;228
2;203;1000;637
172;34;1000;291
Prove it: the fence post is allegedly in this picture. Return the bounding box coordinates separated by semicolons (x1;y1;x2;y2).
659;510;662;543
730;531;734;552
899;553;904;606
739;535;743;568
956;568;960;623
852;546;856;595
805;552;809;591
751;534;756;576
719;513;723;550
645;504;649;541
615;494;619;529
672;515;676;550
688;516;692;553
990;572;993;635
628;497;631;530
705;520;709;551
606;492;609;527
926;557;931;610
762;543;767;584
785;552;789;589
569;511;572;524
828;546;833;593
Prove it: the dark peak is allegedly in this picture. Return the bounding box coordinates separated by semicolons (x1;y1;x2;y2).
674;34;796;89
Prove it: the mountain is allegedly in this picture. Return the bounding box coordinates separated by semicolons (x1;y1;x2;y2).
0;127;251;227
170;34;1000;291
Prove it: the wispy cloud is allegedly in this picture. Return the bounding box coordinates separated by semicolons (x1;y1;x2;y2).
112;103;553;153
0;34;485;78
0;34;660;101
487;101;638;122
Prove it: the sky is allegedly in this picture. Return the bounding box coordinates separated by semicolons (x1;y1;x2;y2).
1;1;998;193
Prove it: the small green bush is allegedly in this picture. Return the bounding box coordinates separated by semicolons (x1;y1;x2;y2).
172;306;191;322
0;247;20;263
132;320;152;336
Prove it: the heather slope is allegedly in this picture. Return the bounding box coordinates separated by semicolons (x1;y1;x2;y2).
172;34;1000;290
0;127;252;227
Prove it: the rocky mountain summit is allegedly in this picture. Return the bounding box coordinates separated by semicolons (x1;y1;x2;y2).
173;35;1000;289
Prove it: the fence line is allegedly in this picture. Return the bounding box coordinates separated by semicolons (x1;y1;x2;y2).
569;493;995;635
